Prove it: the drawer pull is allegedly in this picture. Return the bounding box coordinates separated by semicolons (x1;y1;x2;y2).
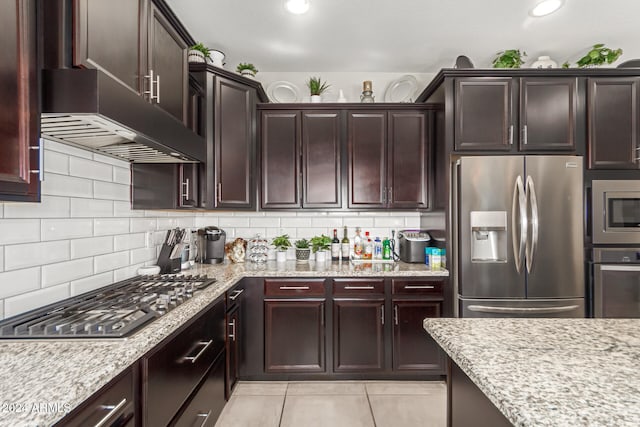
343;285;375;290
94;398;127;427
229;319;236;341
229;289;244;301
380;305;385;325
183;340;213;364
196;410;212;427
404;285;435;290
279;286;310;290
394;305;399;325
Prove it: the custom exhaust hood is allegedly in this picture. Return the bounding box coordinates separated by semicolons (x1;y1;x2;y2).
41;69;205;163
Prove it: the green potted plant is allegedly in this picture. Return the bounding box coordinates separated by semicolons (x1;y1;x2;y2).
492;49;527;69
295;238;311;263
307;76;330;103
188;42;210;63
310;234;331;262
576;44;623;68
237;62;259;78
272;234;292;262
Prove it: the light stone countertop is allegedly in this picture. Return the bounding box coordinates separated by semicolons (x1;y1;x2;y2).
423;318;640;427
0;260;445;426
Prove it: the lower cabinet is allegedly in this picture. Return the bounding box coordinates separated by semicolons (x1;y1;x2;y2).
393;301;444;372
333;300;385;372
226;305;240;398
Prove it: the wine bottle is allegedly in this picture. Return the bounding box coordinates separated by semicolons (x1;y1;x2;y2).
341;226;350;261
353;227;363;259
331;229;340;261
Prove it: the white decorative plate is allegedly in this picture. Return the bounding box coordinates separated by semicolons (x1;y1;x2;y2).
267;81;300;103
384;75;418;103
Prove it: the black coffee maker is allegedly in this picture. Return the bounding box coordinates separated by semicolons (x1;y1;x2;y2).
196;227;226;264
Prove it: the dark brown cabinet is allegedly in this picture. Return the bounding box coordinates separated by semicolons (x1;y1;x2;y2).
588;77;640;169
393;301;444;372
131;163;199;209
454;77;577;152
260;110;342;209
348;110;429;208
333;300;385;372
0;0;40;202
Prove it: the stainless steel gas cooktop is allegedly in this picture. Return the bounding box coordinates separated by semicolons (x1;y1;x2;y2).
0;274;216;339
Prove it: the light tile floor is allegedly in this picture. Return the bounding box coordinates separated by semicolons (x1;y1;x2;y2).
215;381;446;427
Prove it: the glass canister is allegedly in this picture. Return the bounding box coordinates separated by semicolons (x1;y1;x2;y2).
248;233;269;263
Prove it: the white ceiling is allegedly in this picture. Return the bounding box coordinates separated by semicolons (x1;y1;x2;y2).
167;0;640;73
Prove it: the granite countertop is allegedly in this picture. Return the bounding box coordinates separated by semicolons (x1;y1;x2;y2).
423;318;640;427
0;260;445;426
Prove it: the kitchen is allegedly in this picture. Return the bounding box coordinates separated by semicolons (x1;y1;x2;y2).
1;0;639;426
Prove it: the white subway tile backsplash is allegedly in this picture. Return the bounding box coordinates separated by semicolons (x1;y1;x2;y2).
42;258;93;287
404;216;421;228
374;216;406;227
296;227;329;238
195;217;218;228
131;218;157;232
234;228;266;239
4;283;70;318
0;247;3;272
42;174;93;198
218;217;250;227
0;268;41;299
41;218;93;241
113;233;145;251
280;217;313;228
92;152;128;167
0;303;4;320
157;218;177;230
145;210;168;217
94;181;129;201
4;195;70;218
130;247;156;264
71;272;114;295
265;227;297;239
94;251;130;274
344;217;374;228
94;218;130;236
5;240;69;271
70;198;114;218
114;264;143;282
69;157;113;182
295;211;329;217
71;236;114;259
249;217;280;227
44;139;92;159
44;150;69;175
176;217;195;228
114;201;144;217
0;219;41;245
113;167;130;185
311;217;342;228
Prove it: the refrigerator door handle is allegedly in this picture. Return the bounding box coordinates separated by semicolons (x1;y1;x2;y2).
511;175;527;273
468;304;580;315
525;175;539;274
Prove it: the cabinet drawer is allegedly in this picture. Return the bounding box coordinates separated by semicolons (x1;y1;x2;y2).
392;279;444;297
333;279;385;296
58;368;135;427
264;279;325;296
144;299;225;427
226;280;247;310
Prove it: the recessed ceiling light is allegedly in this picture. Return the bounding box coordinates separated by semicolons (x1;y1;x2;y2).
530;0;564;17
285;0;310;15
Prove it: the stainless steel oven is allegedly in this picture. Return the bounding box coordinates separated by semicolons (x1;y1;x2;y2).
592;248;640;318
592;180;640;244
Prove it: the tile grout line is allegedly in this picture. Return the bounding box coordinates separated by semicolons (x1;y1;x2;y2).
364;384;379;427
278;381;289;427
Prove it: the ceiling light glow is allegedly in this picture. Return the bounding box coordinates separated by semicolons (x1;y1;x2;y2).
285;0;310;14
530;0;564;17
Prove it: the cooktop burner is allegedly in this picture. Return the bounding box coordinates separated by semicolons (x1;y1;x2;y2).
0;274;216;339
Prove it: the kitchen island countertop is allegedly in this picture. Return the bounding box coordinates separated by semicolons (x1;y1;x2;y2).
423;318;640;427
0;260;445;426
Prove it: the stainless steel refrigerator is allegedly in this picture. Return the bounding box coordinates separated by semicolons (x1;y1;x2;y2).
453;156;585;318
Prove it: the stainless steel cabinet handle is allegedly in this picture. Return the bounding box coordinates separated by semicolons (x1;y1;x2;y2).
404;285;435;289
380;305;385;325
181;178;190;201
182;340;213;364
525;175;539;274
93;398;127;427
522;125;528;145
394;305;399;325
509;125;514;145
155;73;161;104
382;187;387;204
279;286;310;290
388;187;393;204
601;265;640;272
144;69;155;101
344;285;375;290
468;305;579;314
217;182;222;203
195;410;212;427
511;175;527;273
229;289;244;300
29;138;43;181
229;319;236;342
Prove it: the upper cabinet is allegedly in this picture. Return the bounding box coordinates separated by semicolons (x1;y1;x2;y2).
588;77;640;169
454;76;577;152
0;0;40;202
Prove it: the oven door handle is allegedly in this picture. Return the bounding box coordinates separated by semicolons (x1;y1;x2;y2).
600;265;640;272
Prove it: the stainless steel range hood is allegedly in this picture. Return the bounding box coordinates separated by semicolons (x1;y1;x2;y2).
41;69;205;163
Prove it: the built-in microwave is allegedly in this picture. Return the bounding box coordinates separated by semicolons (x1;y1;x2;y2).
592;180;640;244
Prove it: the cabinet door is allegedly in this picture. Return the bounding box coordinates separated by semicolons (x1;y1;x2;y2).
455;78;513;151
215;77;256;209
333;300;385;372
520;77;576;151
588;78;640;169
261;111;301;208
187;75;205;137
131;163;177;209
178;163;199;208
73;0;143;95
264;300;325;372
393;301;445;373
147;2;188;122
388;111;429;208
302;111;342;208
348;112;386;208
0;0;39;202
225;306;239;400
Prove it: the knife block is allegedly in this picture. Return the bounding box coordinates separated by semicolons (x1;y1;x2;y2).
157;243;181;274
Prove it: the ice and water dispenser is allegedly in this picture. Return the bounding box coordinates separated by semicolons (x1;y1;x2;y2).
470;211;507;262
